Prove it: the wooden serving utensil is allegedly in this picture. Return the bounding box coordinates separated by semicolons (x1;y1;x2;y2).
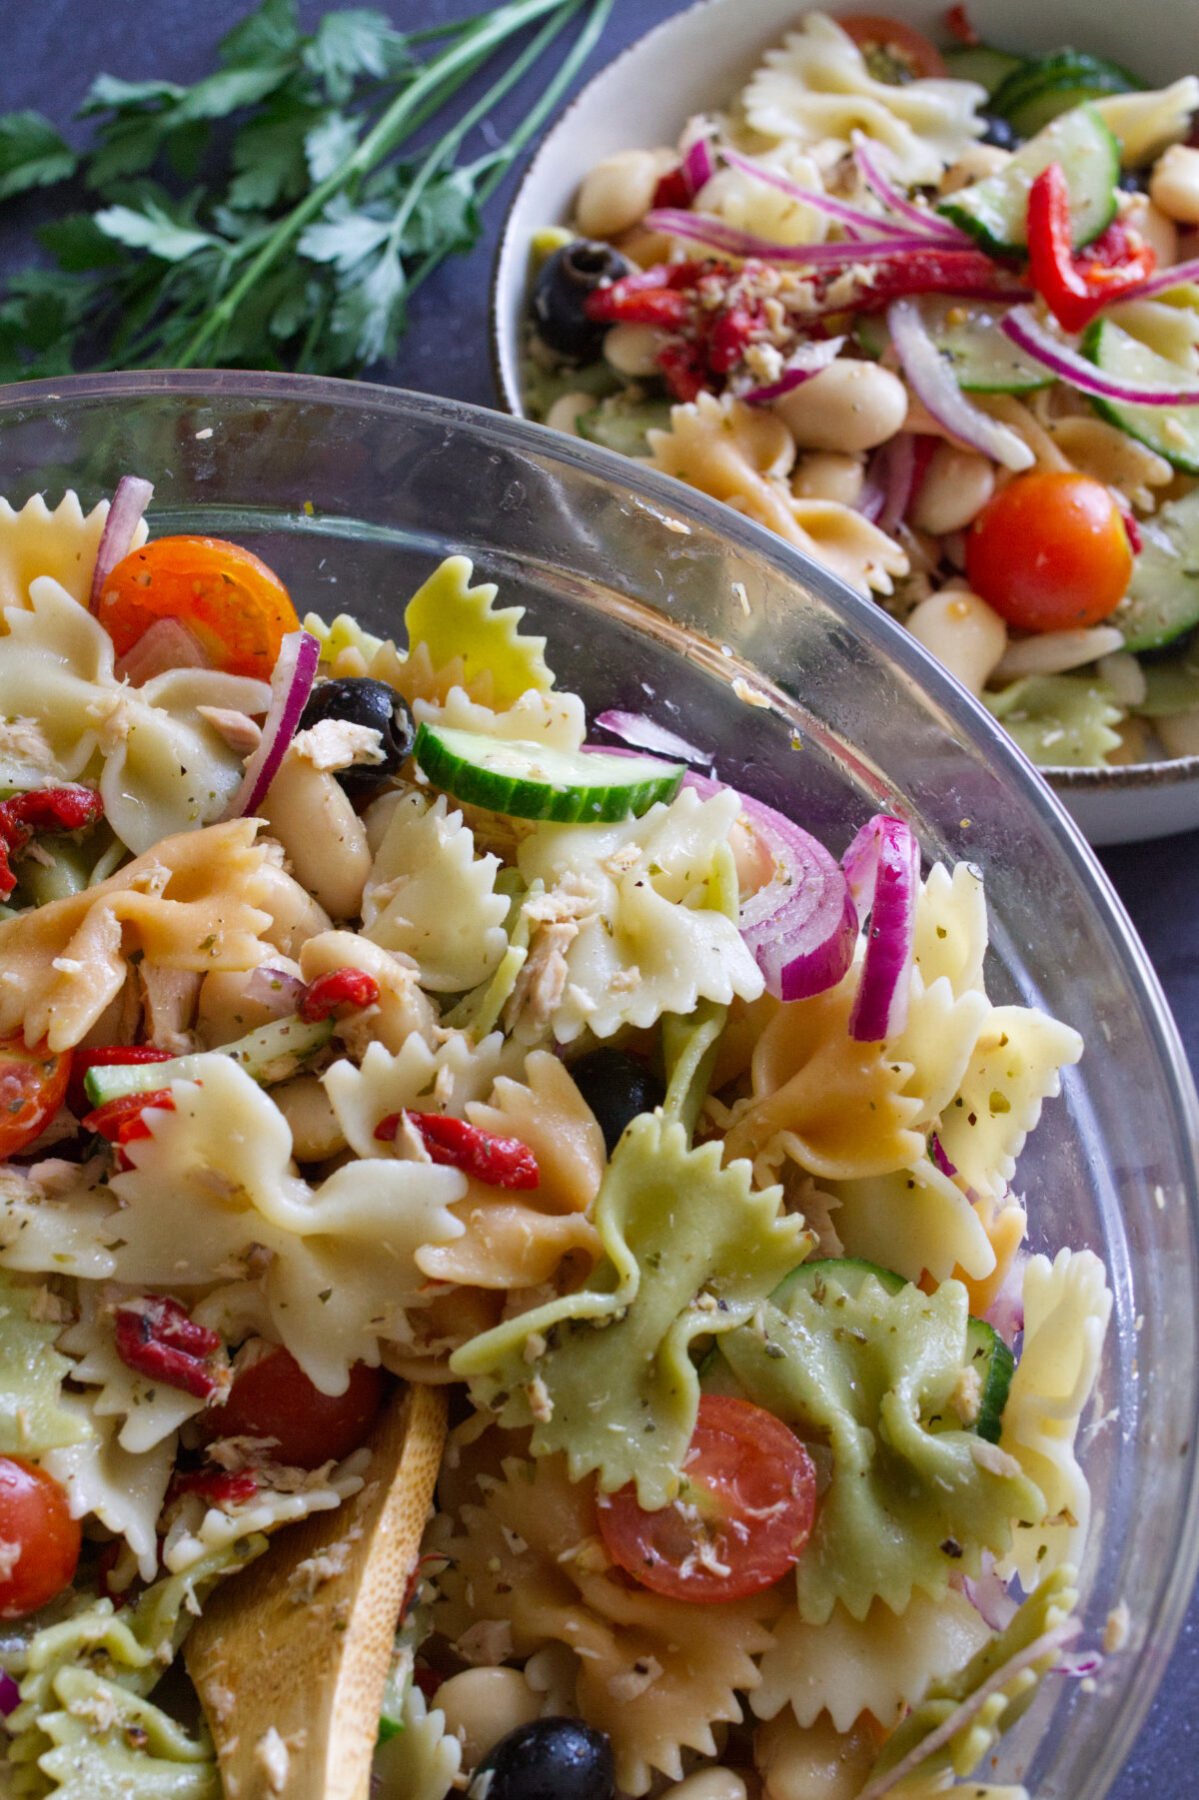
186;1381;447;1800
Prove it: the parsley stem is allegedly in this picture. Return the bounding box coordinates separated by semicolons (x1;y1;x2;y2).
175;0;582;367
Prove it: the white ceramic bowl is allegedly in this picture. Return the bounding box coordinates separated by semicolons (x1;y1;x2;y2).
490;0;1199;845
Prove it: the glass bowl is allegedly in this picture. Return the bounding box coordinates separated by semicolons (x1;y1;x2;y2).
1;372;1196;1798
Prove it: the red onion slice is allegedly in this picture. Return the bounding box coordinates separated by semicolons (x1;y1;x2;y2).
737;336;846;404
1000;304;1199;406
721;148;892;240
841;813;920;1042
220;629;320;820
243;965;308;1013
595;709;714;767
89;475;154;612
929;1132;957;1178
681;131;715;196
115;616;212;686
852;133;971;244
889;296;1035;472
960;1553;1019;1631
644;208;947;266
683;771;858;1001
983;1245;1028;1348
0;1668;18;1716
1100;253;1199;307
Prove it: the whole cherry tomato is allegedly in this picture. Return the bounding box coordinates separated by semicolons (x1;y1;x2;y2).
96;535;299;679
196;1345;385;1469
0;1458;81;1618
965;471;1134;632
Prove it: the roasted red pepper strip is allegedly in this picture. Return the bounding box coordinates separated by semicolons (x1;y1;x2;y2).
374;1110;540;1190
707;302;764;375
113;1295;226;1400
657;338;708;402
67;1046;174;1120
0;785;104;899
944;4;979;45
582;260;714;327
652;166;692;211
849;247;1031;311
83;1088;176;1143
167;1467;259;1509
1027;163;1156;332
299;967;381;1022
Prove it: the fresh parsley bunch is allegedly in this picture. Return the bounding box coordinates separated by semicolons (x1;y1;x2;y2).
0;0;612;379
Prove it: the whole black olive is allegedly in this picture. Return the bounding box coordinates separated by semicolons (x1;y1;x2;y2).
297;676;414;796
978;112;1021;151
571;1047;665;1155
468;1718;615;1800
1118;166;1150;194
531;240;632;361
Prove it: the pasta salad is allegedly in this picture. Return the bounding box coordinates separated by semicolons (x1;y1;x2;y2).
0;487;1112;1800
522;9;1199;770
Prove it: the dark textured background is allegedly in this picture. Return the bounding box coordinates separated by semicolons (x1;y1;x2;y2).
2;2;1197;1793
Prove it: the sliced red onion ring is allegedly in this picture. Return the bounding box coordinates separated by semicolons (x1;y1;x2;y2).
89;475;154;612
960;1554;1018;1631
243;965;308;1012
220;629;320;820
721;148;892;240
1101;253;1199;307
681;131;715;196
0;1667;19;1716
857;453;888;524
929;1132;957;1178
737;335;846;404
1054;1647;1104;1678
1000;304;1199;406
683;770;858;1001
595;709;714;767
841;813;920;1042
852;133;970;244
984;1245;1028;1348
644;208;945;265
889;296;1036;472
115;615;211;686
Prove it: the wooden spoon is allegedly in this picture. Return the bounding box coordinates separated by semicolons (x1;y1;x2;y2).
185;1381;447;1800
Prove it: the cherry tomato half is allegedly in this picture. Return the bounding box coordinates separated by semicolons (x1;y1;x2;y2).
837;14;947;79
96;536;299;680
596;1394;817;1603
0;1457;81;1618
965;471;1133;633
0;1036;72;1159
196;1346;384;1469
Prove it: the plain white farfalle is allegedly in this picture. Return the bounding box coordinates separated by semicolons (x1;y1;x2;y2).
1095;78;1199;165
738;12;986;185
911;861;988;997
515;786;764;1043
999;1247;1112;1584
372;1682;461;1800
752;1709;1028;1800
934;1005;1083;1200
413;681;587;754
751;1588;992;1732
0;818;278;1052
55;1287;208;1455
696;143;833;245
646;394;908;597
160;1453;366;1574
42;1396;175;1582
323;1029;525;1160
1046;416;1173;511
830;1159;995;1284
0;577;270;850
0;489;147;612
0;1158;116;1275
362;790;510;992
889;968;992;1129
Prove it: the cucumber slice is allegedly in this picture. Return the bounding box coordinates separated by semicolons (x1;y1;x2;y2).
412;723;684;823
921;297;1053;393
854;313;890;360
1136;642;1199;717
943;45;1026;97
1110;486;1199;652
1083;316;1199;475
938;104;1119;253
965;1316;1015;1443
772;1255;907;1311
83;1015;334;1108
577;394;672;457
377;1651;411;1744
991;51;1140;137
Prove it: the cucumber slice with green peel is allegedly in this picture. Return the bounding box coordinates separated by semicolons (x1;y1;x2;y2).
943;45;1026;97
965;1316;1015;1443
990;51;1140;136
1083;317;1199;475
772;1255;907;1311
83;1015;334;1108
577;394;672;457
377;1653;411;1744
921;297;1053;393
854;313;890;360
938;104;1119;253
1111;487;1199;652
412;723;684;823
1136;643;1199;717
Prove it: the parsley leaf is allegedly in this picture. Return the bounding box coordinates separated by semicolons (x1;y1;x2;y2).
0;113;78;202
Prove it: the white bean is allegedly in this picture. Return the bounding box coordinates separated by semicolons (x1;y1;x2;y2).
253;860;333;958
1098;649;1148;708
261;755;371;921
939;143;1011;195
771;361;908;454
575;149;672;240
791;451;864;506
1158;705;1199;758
435;1668;540;1771
197;959;304;1048
298;929;437;1053
603;321;672;377
659;1771;748;1800
995;625;1125;681
755;1710;876;1800
271;1074;345;1162
906;586;1008;697
910;442;996;535
1150;144;1199;225
544;391;594;436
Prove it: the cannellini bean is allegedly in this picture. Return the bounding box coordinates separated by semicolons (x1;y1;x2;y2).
1121;192;1178;268
574;148;673;240
271;1074;345;1162
659;1771;748;1800
253;860;333;958
197;959;303;1048
1150;144;1199;225
435;1668;540;1770
771;361;908;453
906;586;1008;696
603;321;673;376
755;1710;876;1800
261;754;371;921
994;624;1125;681
299;929;437;1053
1098;649;1148;708
544;391;594;435
612;223;676;268
791;450;865;506
910;442;996;535
939;142;1011;195
1158;705;1199;758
